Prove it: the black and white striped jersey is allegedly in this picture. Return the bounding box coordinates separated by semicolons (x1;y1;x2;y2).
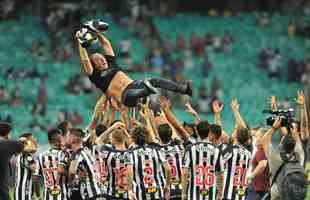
130;145;167;200
222;145;252;200
14;153;35;200
99;146;132;199
90;144;110;195
156;140;183;199
34;148;68;200
183;142;223;200
73;147;103;199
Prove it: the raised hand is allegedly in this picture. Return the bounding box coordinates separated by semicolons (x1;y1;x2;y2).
295;90;306;106
272;117;282;129
159;96;171;110
94;95;108;114
110;98;121;111
230;98;240;112
185;101;198;115
269;96;278;111
212;100;223;113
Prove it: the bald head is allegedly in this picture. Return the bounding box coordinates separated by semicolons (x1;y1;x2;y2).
90;53;108;70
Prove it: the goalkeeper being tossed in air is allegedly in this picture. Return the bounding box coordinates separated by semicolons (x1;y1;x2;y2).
76;19;192;107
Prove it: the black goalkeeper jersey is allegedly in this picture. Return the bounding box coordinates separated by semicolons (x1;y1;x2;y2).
88;55;121;92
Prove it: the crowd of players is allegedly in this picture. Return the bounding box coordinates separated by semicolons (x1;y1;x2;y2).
0;89;308;200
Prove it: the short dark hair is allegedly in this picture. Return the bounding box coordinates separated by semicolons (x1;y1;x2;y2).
130;125;147;146
69;128;84;139
157;123;172;144
47;129;62;144
19;133;33;139
57;121;70;136
95;124;107;137
236;128;250;145
209;124;222;140
197;121;210;139
0;122;12;137
282;134;296;154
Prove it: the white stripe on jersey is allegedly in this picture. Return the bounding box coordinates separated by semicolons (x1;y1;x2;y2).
131;146;167;200
77;148;102;199
183;142;223;200
35;149;68;200
15;155;21;200
222;145;252;200
15;154;34;200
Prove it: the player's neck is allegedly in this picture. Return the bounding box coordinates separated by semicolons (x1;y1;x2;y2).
233;139;239;145
71;143;83;152
114;143;126;151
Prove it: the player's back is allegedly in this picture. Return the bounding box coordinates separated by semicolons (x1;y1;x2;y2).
222;144;252;200
104;147;132;199
15;153;35;200
157;140;183;199
130;145;167;200
183;141;223;200
35;148;68;200
74;146;103;199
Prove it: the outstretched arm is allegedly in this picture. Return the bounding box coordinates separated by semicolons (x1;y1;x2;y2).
231;98;247;129
87;95;108;130
96;33;115;56
261;117;281;154
140;101;159;143
247;160;268;183
212;100;223;127
87;95;108;144
78;43;93;75
184;102;201;124
296;90;309;141
269;96;278;112
96;122;125;145
159;96;190;139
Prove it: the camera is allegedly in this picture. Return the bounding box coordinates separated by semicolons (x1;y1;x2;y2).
262;109;295;127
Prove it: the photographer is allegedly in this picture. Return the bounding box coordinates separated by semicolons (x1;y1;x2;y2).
260;117;307;200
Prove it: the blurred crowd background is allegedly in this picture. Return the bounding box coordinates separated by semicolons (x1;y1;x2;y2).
0;0;310;142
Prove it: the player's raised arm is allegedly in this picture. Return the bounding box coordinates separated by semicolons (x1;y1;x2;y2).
96;32;115;56
231;98;247;129
78;42;93;76
139;100;159;143
212;100;223;127
296;90;309;141
159;96;190;139
184;101;201;123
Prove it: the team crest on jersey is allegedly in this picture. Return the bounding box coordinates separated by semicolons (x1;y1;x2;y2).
237;188;245;197
146;186;157;194
115;189;126;198
200;188;209;196
49;185;61;197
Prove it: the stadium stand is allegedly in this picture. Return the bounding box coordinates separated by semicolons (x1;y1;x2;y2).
1;13;308;142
